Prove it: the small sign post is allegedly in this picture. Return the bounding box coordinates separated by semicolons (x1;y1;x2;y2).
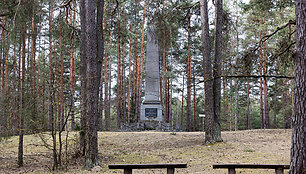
199;114;205;131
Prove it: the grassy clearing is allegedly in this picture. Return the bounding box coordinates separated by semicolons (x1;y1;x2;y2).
0;129;291;173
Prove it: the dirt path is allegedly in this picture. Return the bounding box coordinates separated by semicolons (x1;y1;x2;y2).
0;129;291;173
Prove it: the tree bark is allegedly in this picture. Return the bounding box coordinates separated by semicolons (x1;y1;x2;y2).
200;0;214;144
263;39;270;129
186;11;192;132
246;80;250;129
18;26;26;167
127;0;134;124
234;80;239;131
181;74;184;129
103;2;110;130
212;0;223;141
169;28;173;128
49;0;58;169
116;21;122;129
70;4;77;131
79;0;87;155
30;0;37;131
137;0;147;121
83;0;103;167
59;10;64;132
289;0;306;173
96;0;104;131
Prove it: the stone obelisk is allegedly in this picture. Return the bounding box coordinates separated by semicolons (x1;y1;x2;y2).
140;26;163;121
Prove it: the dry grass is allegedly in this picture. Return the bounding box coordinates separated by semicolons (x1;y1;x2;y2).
0;129;291;173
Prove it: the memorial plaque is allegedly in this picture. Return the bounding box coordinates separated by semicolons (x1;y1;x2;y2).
145;108;157;118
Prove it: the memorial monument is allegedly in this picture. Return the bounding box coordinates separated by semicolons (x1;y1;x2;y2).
140;26;163;121
121;26;171;131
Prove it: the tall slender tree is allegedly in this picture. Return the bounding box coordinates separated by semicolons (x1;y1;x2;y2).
200;0;214;143
186;10;192;132
82;0;104;167
200;0;223;143
79;0;87;155
289;0;306;173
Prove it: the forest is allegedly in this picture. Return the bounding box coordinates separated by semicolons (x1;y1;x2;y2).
0;0;305;173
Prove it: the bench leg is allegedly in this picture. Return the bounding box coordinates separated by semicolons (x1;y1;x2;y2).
228;168;236;174
275;169;284;174
167;168;175;174
124;169;132;174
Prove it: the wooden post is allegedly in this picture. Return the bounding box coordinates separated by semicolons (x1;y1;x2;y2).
124;168;132;174
275;169;284;174
228;168;236;174
167;168;175;174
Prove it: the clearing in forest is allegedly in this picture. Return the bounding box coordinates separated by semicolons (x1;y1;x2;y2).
0;129;291;173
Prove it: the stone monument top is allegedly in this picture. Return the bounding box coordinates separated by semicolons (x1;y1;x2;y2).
143;26;160;103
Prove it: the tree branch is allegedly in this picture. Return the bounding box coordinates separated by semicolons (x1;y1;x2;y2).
223;75;294;79
60;0;73;8
197;74;294;84
254;20;296;52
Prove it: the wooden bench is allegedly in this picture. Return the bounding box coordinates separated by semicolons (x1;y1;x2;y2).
213;164;290;174
109;163;187;174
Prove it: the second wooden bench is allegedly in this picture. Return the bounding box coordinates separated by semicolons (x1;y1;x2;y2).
213;164;290;174
109;163;187;174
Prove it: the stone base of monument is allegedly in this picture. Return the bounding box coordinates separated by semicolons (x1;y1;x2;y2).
140;101;163;121
120;121;172;131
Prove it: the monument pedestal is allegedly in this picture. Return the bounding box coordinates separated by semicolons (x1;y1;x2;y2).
140;101;163;121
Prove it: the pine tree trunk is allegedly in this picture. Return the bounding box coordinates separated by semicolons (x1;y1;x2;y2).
283;69;291;129
96;0;104;131
103;3;113;130
127;1;133;124
30;0;37;131
289;1;306;173
212;0;223;141
0;18;3;101
12;41;18;134
122;43;126;123
222;45;228;130
259;28;264;129
79;0;87;155
49;0;58;169
262;39;270;129
234;80;239;131
186;11;192;132
117;22;122;129
59;11;64;132
103;2;109;130
18;27;26;167
169;28;173;128
48;0;54;131
273;57;279;128
70;4;77;131
246;79;250;129
1;17;5;98
132;24;139;122
181;74;184;129
193;70;196;131
2;17;9;131
83;0;103;167
260;77;264;128
137;0;147;121
200;0;214;143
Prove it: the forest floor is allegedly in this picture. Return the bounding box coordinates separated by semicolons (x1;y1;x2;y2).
0;129;291;174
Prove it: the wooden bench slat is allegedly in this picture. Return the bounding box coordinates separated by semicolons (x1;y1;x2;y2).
109;163;187;169
213;164;290;169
